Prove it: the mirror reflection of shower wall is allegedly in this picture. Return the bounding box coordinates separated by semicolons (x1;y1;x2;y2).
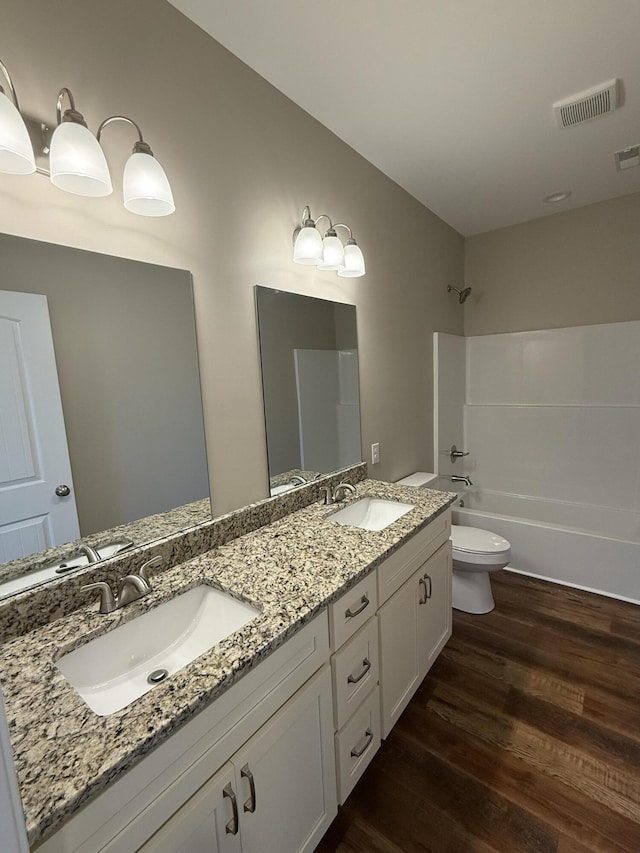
0;233;209;567
255;287;362;494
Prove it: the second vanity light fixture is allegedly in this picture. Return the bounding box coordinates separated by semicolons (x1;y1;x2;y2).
0;59;175;216
292;206;366;277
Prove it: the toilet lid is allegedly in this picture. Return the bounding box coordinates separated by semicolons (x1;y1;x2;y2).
451;525;510;555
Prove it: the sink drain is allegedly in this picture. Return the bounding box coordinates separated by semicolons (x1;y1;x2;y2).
147;668;169;685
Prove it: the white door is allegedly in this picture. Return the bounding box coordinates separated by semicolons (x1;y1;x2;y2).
0;290;79;561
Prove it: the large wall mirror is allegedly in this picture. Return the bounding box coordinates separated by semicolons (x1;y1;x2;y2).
0;233;209;598
255;286;362;495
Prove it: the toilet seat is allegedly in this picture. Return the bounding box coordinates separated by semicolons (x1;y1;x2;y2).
451;525;511;569
451;525;510;555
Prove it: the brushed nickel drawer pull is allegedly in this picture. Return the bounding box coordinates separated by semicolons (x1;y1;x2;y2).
347;657;372;684
223;783;239;835
418;577;428;605
424;572;432;599
350;727;374;758
241;764;256;813
345;594;369;619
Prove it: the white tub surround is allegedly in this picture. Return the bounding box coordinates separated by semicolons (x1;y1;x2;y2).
434;322;640;604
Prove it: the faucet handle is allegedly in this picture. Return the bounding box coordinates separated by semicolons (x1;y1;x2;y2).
320;486;333;506
138;555;163;584
82;581;116;614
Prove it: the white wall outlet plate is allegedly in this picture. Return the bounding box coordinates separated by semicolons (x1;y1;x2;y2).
371;442;380;464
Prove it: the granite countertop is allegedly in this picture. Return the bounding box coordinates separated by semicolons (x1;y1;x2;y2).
0;479;455;848
0;497;212;592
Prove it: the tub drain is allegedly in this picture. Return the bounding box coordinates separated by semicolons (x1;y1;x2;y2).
147;668;169;685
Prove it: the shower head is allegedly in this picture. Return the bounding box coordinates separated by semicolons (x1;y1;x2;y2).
448;285;472;304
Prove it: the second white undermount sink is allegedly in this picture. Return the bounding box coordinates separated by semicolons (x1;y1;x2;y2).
56;585;260;716
329;497;416;531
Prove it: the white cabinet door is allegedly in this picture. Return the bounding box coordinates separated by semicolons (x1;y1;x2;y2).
378;562;423;738
378;542;452;738
419;541;452;679
232;666;336;853
140;763;241;853
143;667;337;853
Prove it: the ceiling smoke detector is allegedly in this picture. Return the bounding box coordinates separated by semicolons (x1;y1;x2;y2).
553;79;620;128
614;145;640;171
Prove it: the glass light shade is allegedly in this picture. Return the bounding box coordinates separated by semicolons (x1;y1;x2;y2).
293;225;323;265
0;91;35;174
317;234;345;270
123;152;175;217
49;121;112;197
337;242;366;277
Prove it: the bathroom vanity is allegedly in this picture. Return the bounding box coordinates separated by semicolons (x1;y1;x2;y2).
0;479;455;852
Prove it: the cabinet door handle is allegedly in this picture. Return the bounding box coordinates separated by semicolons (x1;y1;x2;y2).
418;577;428;605
241;763;256;813
345;594;369;619
424;573;432;599
223;783;239;835
347;657;372;684
350;727;374;758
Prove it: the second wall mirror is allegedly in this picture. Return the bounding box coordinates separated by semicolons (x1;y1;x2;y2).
255;286;362;496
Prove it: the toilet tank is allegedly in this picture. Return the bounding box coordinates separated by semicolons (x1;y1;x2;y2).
395;472;438;488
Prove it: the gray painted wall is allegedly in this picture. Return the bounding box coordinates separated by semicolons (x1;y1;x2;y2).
465;191;640;336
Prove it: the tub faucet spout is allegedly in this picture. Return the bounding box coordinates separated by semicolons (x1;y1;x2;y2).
444;474;473;487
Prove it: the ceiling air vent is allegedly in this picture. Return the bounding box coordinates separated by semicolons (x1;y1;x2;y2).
553;79;620;128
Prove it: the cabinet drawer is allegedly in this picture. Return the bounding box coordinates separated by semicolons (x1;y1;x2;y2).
335;687;381;805
331;618;379;730
329;572;377;650
377;509;450;605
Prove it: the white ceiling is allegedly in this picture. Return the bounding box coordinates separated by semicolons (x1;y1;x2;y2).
169;0;640;236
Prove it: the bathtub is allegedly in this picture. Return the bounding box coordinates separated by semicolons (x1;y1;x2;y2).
442;486;640;605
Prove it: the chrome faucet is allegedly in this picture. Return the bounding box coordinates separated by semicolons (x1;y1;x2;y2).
289;475;307;485
442;474;473;487
82;555;163;614
321;482;356;505
78;543;101;563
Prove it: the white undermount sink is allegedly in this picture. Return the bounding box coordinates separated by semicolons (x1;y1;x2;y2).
56;585;260;716
329;497;416;531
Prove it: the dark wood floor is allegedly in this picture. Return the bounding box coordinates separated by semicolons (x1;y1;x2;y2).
316;571;640;852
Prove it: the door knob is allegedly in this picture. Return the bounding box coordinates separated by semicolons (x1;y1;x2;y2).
55;484;71;497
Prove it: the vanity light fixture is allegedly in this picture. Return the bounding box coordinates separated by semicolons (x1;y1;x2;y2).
0;59;36;174
50;88;112;197
97;116;175;217
292;206;365;278
0;58;175;216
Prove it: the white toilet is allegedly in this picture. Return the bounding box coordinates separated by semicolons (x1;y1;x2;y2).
396;472;511;614
450;524;511;614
